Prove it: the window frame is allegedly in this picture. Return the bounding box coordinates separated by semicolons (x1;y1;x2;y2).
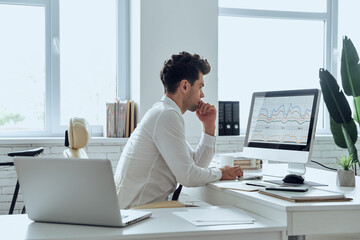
0;0;130;137
218;0;339;134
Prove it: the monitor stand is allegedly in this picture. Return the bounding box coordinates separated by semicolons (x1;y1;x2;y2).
260;162;306;178
287;163;306;176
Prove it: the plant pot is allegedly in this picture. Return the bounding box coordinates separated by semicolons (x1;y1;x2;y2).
336;169;355;187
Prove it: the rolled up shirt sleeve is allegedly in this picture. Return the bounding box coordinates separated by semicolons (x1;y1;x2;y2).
186;132;216;168
153;110;222;187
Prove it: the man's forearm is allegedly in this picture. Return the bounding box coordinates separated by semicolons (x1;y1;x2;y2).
203;125;216;136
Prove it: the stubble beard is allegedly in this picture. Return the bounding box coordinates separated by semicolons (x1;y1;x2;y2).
189;104;198;112
188;100;201;112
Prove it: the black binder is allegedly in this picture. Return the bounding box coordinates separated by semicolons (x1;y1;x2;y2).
218;101;240;136
218;102;225;136
224;102;233;135
232;101;240;135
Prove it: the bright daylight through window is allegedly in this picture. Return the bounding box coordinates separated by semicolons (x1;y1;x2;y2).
219;16;324;132
218;0;360;135
0;0;123;137
60;0;117;127
0;4;46;133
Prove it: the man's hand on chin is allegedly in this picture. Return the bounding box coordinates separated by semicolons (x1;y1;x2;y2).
196;101;217;136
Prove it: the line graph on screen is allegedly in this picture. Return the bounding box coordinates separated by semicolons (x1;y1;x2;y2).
248;95;314;145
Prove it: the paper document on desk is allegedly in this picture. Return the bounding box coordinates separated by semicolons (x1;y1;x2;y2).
212;181;259;191
173;206;255;226
212;180;273;192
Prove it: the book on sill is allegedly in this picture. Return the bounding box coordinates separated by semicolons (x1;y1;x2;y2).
258;187;352;202
106;99;137;138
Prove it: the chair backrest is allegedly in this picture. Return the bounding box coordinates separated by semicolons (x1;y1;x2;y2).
63;117;91;158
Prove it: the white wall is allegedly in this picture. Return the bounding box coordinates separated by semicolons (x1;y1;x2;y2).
131;0;218;137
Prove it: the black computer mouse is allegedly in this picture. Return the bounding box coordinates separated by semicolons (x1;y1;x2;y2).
282;174;304;184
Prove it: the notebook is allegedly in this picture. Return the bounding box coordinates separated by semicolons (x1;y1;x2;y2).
258;187;352;202
13;157;151;227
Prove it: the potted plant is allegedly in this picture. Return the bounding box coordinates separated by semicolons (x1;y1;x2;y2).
336;155;355;187
319;36;360;183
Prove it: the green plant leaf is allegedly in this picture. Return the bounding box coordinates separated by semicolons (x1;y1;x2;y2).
336;155;354;170
341;36;360;126
330;117;357;148
341;124;358;165
354;96;360;123
319;68;352;124
341;36;360;97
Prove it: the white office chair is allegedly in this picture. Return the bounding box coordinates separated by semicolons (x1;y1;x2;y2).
63;117;91;159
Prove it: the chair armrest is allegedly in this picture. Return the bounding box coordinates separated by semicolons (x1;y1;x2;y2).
7;147;44;157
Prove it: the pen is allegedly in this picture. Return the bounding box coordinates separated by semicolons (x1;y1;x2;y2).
196;220;252;222
245;182;266;187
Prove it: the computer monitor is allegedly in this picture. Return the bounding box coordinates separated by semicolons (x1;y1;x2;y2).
242;89;321;176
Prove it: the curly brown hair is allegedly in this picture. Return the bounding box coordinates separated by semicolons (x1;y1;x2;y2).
160;52;211;94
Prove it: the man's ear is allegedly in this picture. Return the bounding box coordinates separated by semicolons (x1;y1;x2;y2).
179;80;189;93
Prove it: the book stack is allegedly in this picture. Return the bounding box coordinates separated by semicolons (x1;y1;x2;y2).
106;99;136;138
234;158;262;170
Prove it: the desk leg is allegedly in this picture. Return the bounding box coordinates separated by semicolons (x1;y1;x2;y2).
289;235;305;240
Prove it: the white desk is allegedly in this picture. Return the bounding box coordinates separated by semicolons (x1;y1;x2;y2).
0;206;286;240
183;164;360;239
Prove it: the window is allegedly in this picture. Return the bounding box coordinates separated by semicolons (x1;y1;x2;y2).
0;2;47;134
218;0;339;134
338;0;360;80
59;0;117;128
0;0;129;137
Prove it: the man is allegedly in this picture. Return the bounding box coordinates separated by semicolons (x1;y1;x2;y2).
114;52;243;209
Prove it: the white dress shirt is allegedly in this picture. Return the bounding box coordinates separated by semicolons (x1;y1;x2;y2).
114;96;222;209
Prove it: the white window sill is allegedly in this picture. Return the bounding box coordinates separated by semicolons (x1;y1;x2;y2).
0;134;334;146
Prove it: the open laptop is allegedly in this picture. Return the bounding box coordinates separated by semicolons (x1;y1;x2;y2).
13;157;151;227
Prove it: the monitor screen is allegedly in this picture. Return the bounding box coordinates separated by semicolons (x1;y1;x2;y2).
243;89;321;175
